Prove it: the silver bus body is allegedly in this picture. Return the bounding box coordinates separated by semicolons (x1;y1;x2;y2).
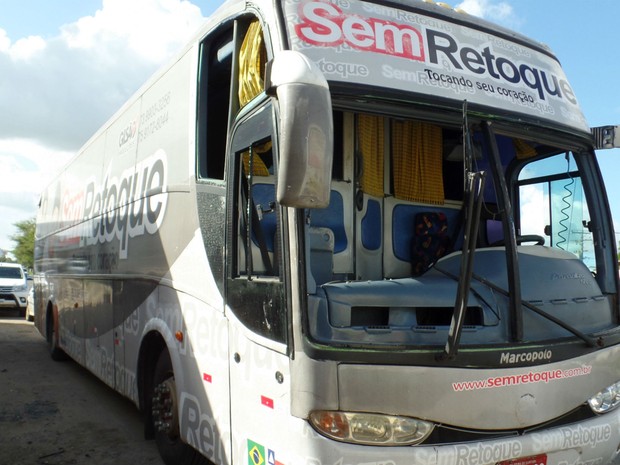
34;1;620;464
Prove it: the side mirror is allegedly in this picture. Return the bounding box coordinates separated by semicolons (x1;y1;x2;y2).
265;51;333;208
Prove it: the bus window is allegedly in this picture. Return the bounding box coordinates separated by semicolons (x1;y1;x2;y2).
236;139;277;277
197;24;234;180
197;18;269;181
517;151;595;270
238;19;267;108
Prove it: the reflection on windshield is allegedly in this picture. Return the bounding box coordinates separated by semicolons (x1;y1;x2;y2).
518;153;594;270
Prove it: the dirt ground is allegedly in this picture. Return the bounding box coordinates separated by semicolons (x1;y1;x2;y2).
0;310;164;465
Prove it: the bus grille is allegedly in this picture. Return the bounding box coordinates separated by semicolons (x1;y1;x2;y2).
423;404;594;445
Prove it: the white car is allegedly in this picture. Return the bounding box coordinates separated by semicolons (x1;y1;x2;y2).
25;287;35;322
0;263;29;316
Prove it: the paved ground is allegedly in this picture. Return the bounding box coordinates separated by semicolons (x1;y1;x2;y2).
0;310;163;465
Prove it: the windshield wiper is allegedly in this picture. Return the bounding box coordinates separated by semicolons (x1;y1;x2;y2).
470;273;601;347
439;101;486;360
439;170;486;360
434;264;601;348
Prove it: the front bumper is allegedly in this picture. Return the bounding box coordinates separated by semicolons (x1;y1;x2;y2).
0;294;27;308
260;409;620;465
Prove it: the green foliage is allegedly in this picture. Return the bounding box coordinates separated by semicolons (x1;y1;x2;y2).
10;218;35;271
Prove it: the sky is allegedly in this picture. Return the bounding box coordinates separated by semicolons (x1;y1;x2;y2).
0;0;619;257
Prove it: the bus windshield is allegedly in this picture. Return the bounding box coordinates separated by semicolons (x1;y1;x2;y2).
300;108;616;360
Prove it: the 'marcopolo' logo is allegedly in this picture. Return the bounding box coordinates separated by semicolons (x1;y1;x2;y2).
500;350;552;365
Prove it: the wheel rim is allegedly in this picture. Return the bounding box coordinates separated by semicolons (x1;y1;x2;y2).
152;377;179;440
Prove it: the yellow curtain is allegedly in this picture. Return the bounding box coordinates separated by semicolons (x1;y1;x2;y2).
242;141;271;177
238;20;266;107
392;121;444;204
513;138;537;159
358;114;385;197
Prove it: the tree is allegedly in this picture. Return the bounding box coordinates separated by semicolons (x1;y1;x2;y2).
10;218;35;271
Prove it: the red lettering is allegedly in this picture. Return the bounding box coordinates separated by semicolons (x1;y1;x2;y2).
295;1;424;61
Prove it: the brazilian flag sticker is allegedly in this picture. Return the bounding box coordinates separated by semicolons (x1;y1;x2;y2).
248;440;265;465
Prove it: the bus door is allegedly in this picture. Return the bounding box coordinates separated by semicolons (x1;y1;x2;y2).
225;100;291;455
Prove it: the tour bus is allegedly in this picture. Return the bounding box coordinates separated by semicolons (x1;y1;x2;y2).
34;0;620;464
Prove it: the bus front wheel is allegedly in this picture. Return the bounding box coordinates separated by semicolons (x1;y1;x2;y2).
151;350;207;465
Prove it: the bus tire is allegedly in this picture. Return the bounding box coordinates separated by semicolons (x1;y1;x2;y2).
151;349;208;465
46;305;67;361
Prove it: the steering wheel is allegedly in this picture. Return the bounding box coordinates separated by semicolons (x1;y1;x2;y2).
490;234;545;247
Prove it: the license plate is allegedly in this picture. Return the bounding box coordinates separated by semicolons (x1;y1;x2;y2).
497;454;547;465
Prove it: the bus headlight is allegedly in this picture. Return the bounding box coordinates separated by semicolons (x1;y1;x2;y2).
309;411;434;445
588;381;620;414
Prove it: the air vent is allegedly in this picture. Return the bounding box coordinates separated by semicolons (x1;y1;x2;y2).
416;307;483;327
349;306;483;328
350;306;389;326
